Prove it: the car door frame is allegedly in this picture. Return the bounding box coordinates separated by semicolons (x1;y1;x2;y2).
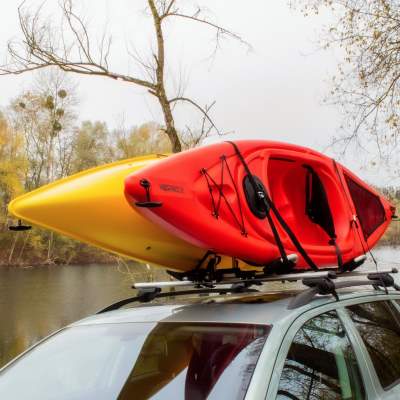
263;292;400;399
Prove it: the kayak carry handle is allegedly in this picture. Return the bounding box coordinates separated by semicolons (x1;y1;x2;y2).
135;179;163;208
9;219;32;231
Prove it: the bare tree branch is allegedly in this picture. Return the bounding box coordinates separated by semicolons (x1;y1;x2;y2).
162;11;252;52
1;0;250;152
1;1;157;91
294;0;400;162
169;97;221;135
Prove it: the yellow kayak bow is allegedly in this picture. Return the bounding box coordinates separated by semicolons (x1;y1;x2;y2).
8;154;206;270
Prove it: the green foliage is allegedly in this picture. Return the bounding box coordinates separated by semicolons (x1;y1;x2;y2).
377;187;400;246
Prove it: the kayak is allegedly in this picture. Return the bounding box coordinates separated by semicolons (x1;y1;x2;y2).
125;140;395;270
8;155;207;270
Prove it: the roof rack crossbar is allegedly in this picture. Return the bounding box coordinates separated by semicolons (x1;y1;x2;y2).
133;270;337;290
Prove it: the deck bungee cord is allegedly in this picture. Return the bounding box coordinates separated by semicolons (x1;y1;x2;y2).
200;154;294;269
198;143;303;277
200;155;247;236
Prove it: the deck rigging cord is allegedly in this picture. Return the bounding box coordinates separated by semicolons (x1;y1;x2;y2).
227;141;319;272
200;155;247;236
200;147;290;268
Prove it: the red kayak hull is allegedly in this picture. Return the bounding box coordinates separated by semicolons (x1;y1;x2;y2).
125;141;394;270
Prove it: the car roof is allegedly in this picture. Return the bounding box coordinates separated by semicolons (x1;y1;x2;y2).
70;288;400;327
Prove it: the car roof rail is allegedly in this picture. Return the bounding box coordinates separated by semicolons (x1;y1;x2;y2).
97;285;259;314
97;268;399;313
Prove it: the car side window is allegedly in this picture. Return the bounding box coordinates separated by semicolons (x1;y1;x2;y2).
347;300;400;390
276;310;365;400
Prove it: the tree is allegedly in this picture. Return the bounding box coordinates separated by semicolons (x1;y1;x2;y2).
5;72;77;264
0;113;27;226
115;122;171;158
8;71;77;189
72;121;113;172
0;112;29;264
293;0;400;159
1;0;250;152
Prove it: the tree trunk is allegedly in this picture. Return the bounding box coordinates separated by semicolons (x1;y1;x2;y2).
16;230;31;265
148;0;182;153
158;93;182;152
8;233;19;264
47;231;53;263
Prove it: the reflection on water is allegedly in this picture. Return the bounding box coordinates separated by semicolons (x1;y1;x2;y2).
0;263;168;368
0;247;399;369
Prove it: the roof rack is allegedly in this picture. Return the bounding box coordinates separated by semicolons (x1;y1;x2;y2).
288;269;400;309
97;268;399;314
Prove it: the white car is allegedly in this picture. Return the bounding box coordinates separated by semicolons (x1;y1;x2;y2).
0;269;400;399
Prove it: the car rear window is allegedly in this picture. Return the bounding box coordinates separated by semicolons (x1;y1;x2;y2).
0;322;270;400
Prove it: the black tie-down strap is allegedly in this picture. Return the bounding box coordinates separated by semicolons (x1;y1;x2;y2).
227;141;319;272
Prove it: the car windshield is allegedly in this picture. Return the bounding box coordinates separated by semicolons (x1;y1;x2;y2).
0;321;270;400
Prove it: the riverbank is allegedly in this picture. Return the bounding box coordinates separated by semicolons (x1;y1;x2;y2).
0;228;116;267
0;250;115;267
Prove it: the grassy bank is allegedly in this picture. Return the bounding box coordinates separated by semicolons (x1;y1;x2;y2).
0;228;115;267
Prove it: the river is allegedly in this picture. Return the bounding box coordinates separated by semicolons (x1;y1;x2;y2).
1;246;400;368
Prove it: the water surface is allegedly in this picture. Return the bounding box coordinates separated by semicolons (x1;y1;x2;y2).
0;263;164;367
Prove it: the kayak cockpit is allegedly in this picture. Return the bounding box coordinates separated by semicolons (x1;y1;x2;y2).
267;156;351;252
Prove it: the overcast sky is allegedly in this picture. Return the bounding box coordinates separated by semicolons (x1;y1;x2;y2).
0;1;387;183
